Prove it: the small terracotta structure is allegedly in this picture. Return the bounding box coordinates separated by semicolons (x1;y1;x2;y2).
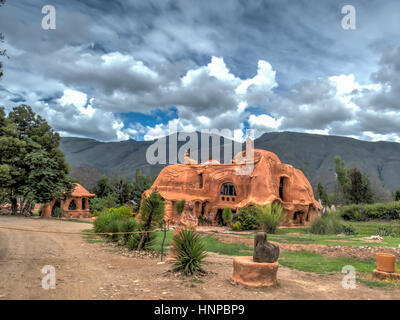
373;253;400;280
144;137;321;226
167;201;198;261
231;232;279;287
231;257;279;287
40;183;95;218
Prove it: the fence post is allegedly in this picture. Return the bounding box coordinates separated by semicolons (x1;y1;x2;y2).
160;219;167;262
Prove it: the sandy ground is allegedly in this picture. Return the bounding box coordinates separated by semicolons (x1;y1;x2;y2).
0;216;399;300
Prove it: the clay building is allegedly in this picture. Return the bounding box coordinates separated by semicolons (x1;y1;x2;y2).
144;138;321;226
40;183;95;218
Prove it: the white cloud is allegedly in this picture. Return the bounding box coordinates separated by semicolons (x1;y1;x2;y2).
248;114;282;129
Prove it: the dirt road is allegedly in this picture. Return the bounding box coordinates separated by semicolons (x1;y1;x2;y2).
0;216;399;300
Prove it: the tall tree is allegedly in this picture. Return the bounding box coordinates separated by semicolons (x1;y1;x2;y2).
315;182;331;207
92;174;114;198
394;189;400;202
347;167;374;204
131;169;154;205
334;155;351;204
0;105;72;215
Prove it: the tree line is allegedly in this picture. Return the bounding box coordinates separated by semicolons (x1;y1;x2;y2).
315;155;400;207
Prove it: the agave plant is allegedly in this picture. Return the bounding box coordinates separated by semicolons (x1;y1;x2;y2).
173;229;207;275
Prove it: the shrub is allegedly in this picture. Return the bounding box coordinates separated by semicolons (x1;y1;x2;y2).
309;212;350;235
175;200;186;215
93;207;137;242
89;193;119;216
108;205;132;219
232;221;242;231
126;233;141;250
222;207;232;225
233;205;261;230
340;224;357;235
339;202;400;221
52;207;65;218
257;203;286;234
117;218;139;245
173;229;207;275
376;225;400;237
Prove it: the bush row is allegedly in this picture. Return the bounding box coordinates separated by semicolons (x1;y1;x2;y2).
338;201;400;221
232;203;286;233
309;213;356;235
93;206;154;250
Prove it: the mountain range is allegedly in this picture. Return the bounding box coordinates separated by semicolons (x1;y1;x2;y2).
59;131;400;193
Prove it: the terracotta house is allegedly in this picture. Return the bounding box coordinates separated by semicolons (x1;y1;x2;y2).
41;183;95;218
144;138;321;226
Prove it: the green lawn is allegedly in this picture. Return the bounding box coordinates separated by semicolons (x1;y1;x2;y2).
83;222;400;287
232;220;400;247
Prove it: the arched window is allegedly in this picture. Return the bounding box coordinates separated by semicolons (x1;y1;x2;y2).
220;182;236;196
68;200;77;210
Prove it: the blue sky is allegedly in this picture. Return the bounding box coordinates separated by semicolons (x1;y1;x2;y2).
0;0;400;142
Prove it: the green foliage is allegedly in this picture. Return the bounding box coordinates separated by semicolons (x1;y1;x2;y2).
377;225;400;237
339;201;400;221
232;221;242;231
309;212;356;235
175;200;186;215
316;182;330;207
394;190;400;202
91;169;154;208
341;224;357;235
222;206;232;224
117;218;140;245
52;207;66;218
333;156;374;205
257;203;286;234
89;193;119;215
233;205;261;230
173;230;207;275
108;205;132;218
347;167;374;204
131;169;154;206
137;192;165;250
334;155;351;202
93;208;140;245
0;105;72;215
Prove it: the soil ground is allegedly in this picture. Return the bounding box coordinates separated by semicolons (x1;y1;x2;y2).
1;216;400;300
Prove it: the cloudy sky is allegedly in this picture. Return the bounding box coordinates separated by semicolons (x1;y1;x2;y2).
0;0;399;142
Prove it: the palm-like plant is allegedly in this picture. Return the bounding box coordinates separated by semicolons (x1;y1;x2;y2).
173;229;207;275
137;192;164;250
257;203;286;234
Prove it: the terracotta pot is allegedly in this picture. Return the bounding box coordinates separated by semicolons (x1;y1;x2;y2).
376;253;396;273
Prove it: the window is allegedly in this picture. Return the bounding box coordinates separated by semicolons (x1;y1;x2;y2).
68;200;77;210
82;198;86;210
220;182;236;196
199;173;203;188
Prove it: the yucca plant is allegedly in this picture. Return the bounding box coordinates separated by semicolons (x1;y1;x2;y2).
173;229;207;275
257;203;286;234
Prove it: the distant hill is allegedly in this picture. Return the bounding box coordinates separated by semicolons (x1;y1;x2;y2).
60;131;400;192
